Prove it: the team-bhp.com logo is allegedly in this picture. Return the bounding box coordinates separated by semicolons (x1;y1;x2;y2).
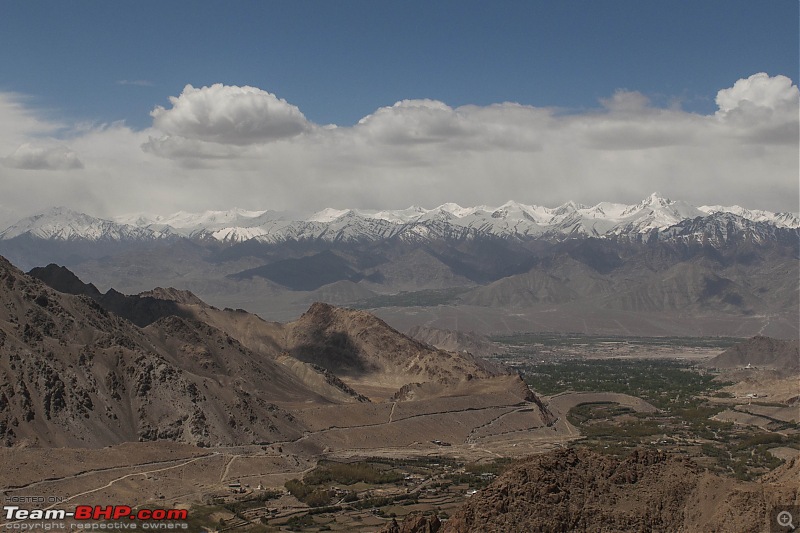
74;507;187;522
4;505;188;529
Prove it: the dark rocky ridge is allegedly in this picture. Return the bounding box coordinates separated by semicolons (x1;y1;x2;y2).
28;263;194;327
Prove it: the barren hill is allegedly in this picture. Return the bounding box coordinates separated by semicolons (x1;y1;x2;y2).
6;257;534;446
392;447;799;533
707;335;800;371
0;257;366;447
283;302;502;393
30;263;508;394
406;325;505;358
28;263;194;327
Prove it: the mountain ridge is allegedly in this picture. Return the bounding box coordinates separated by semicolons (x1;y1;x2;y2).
3;194;797;245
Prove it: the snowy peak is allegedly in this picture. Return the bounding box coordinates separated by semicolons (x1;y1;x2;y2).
308;208;352;223
643;191;670;206
367;206;427;223
0;207;170;241
2;194;797;244
553;200;587;217
611;193;705;235
117;208;274;230
699;205;800;229
657;211;795;246
490;201;543;223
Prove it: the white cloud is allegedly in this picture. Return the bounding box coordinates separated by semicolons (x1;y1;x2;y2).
0;73;797;223
713;73;799;146
0;92;66;145
141;134;246;160
2;143;83;170
148;84;312;147
355;99;473;145
599;90;652;113
716;73;798;114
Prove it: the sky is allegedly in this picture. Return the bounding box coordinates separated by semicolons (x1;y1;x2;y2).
0;0;797;225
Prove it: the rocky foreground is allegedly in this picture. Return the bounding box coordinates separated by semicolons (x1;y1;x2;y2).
382;447;799;533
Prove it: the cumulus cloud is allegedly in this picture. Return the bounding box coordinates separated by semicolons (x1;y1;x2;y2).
149;84;312;147
716;72;798;114
351;99;549;152
0;73;797;223
2;143;83;170
714;73;799;145
355;99;473;145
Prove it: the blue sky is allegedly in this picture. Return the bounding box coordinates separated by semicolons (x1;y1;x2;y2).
1;1;796;128
0;1;797;220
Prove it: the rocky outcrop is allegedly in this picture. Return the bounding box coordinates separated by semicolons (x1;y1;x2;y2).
441;448;799;533
285;302;503;386
0;257;315;447
3;258;534;447
379;513;441;533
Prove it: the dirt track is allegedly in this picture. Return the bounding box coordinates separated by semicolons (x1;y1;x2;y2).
0;389;655;526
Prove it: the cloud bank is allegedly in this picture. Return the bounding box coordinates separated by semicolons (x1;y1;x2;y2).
2;143;83;170
0;73;796;225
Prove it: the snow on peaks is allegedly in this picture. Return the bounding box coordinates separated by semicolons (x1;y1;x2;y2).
308;208;351;223
699;205;800;229
3;194;797;243
434;203;475;218
644;191;669;205
367;206;427;223
115;208;271;231
553;200;587;217
0;206;167;241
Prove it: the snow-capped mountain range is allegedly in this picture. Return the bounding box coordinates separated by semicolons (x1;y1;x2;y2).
2;193;798;244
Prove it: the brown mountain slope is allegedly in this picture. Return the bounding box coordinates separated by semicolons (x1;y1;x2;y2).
599;261;765;314
28;263;195;327
283;302;501;392
706;335;800;371
8;258;530;446
0;256;360;447
435;448;798;533
361;248;473;292
460;256;613;308
31;263;506;395
93;285;507;400
406;325;506;358
458;249;798;319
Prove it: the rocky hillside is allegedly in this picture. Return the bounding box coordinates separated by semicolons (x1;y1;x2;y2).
406;326;505;358
0;257;367;447
445;448;702;532
283;302;503;388
3;257;525;446
31;263;511;392
385;447;799;533
707;335;800;371
28;263;193;327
